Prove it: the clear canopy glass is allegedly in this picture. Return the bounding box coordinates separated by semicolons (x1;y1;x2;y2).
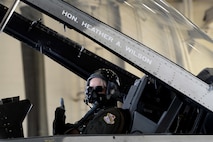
66;0;213;76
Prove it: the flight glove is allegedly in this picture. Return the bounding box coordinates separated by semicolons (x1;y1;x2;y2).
53;107;66;135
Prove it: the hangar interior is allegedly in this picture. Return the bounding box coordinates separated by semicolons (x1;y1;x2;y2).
0;0;213;138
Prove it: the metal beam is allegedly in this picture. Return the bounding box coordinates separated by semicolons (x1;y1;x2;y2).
0;0;20;33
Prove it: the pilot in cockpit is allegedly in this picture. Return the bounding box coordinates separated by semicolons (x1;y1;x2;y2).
53;68;129;135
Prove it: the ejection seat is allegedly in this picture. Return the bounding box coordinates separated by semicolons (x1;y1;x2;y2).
122;75;183;134
197;68;213;134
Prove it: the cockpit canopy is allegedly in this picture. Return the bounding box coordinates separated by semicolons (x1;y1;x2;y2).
65;0;213;76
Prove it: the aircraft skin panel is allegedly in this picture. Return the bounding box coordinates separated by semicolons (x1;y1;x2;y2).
21;0;213;112
0;135;213;142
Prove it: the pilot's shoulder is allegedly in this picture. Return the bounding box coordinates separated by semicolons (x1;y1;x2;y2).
83;107;129;134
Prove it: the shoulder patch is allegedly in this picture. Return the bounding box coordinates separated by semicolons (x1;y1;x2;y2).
103;112;116;124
